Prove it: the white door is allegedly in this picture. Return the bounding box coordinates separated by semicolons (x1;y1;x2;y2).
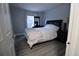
65;3;79;56
0;4;15;56
27;16;34;28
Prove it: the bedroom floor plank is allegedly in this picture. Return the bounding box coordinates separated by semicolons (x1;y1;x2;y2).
15;36;66;56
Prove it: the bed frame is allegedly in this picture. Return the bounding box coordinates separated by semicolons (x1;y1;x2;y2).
46;20;63;30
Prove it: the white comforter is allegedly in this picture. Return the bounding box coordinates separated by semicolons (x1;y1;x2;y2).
25;24;59;48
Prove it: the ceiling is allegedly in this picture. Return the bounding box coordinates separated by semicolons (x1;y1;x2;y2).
10;3;65;12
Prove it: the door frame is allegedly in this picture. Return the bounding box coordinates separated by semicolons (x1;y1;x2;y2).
0;3;15;56
1;3;79;56
65;3;79;56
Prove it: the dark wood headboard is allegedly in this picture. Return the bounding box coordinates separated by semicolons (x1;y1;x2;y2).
46;20;62;30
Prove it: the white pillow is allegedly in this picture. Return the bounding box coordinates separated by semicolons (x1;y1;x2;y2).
45;24;59;31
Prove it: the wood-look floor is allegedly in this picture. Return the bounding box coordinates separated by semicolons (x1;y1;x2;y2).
15;36;66;56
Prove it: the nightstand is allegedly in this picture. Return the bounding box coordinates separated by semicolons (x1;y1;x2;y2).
57;30;67;43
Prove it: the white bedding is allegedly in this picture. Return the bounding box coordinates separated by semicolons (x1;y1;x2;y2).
25;24;59;48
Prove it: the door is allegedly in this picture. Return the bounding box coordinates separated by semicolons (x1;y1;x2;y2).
65;3;79;56
0;4;15;56
27;16;34;28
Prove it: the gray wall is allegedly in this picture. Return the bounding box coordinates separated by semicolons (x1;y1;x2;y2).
10;6;26;35
10;6;45;36
9;4;70;36
39;12;45;26
45;4;70;23
44;4;70;30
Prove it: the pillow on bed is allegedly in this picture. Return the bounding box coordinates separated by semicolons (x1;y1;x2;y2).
44;24;59;31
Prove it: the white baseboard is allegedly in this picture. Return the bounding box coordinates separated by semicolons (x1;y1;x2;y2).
14;33;24;37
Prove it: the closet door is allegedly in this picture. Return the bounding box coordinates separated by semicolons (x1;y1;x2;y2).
0;4;15;56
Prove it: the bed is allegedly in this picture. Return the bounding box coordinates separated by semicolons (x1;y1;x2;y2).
25;20;62;48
